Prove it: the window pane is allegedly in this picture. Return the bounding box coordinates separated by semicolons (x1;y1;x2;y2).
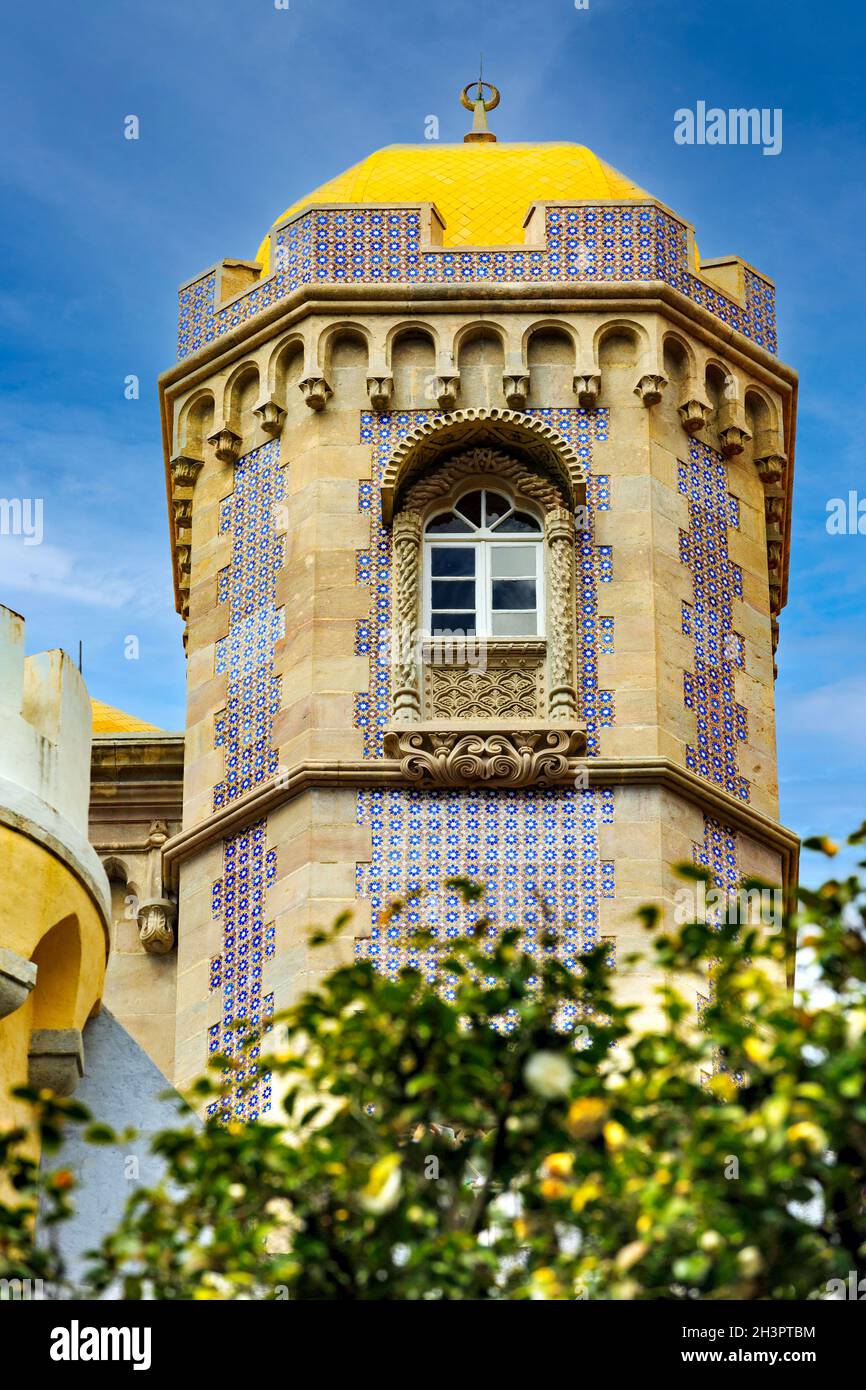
427;511;472;534
484;491;511;527
498;510;542;533
492;578;537;610
492;610;538;636
431;547;475;576
431;579;475;608
454;491;482;527
491;545;536;578
432;612;477;636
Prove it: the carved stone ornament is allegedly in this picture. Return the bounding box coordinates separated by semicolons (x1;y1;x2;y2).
435;375;460;410
403;446;568;515
719;425;750;460
170;453;204;490
503;373;529;409
367;375;394;413
383;728;586;787
574;374;601;409
634;373;667;407
208;427;242;464
299;376;332;411
137;898;177;956
254;398;286;437
755;453;786;485
678;397;712;436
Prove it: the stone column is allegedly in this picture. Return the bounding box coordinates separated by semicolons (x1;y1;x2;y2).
391;510;423;724
545;506;578;722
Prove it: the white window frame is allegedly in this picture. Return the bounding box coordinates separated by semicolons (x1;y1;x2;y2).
422;493;545;640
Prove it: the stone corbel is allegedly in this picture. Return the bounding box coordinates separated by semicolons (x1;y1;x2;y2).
678;394;712;436
176;544;191;578
503;373;529;409
391;510;423;723
753;429;787;485
170;453;204;492
137;898;177;956
254;396;286;437
367;375;394;413
0;947;37;1020
574;373;601;409
634;373;667;407
383;728;586;788
716;401;751;459
28;1028;84;1096
435;374;460;411
299;376;332;411
172;496;193;532
208;425;243;464
545;507;579;722
765;495;784;573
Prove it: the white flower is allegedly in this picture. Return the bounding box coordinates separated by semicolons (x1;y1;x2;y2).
524;1051;574;1100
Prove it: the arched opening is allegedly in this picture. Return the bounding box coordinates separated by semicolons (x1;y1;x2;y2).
527;327;576;408
456;328;506;408
392;328;436;410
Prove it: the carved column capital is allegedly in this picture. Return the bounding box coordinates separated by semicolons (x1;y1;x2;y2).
300;376;332;411
574;373;601;409
254;397;286;437
137;898;177;956
208;427;242;464
367;375;394;413
503;373;529;409
545;506;578;722
634;373;667;407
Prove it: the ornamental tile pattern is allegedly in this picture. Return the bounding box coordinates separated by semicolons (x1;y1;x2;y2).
207;821;277;1121
177;204;776;359
213;440;286;811
678;441;749;802
355;786;615;1026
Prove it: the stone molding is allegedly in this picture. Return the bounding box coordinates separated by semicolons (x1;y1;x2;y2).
0;947;37;1020
380;407;586;523
28;1028;84;1096
160;754;800;897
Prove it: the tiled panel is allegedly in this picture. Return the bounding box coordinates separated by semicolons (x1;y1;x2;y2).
355;786;615;1029
213;440;286;811
207;821;277;1121
678;441;750;803
177;204;776;359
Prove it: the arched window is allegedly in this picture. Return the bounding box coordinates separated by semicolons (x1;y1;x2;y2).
423;488;543;638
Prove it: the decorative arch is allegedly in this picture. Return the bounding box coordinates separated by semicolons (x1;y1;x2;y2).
386;320;440;368
381;408;586;523
391;443;578;728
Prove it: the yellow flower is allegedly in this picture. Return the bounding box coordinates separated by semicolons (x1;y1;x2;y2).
540;1178;568;1200
571;1179;602;1213
566;1097;609;1139
542;1152;574;1178
603;1120;628;1152
786;1121;827;1153
359;1153;402;1215
744;1036;772;1065
708;1073;737;1102
636;1213;653;1236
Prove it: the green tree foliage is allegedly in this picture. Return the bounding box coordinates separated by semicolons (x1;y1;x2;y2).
3;827;866;1300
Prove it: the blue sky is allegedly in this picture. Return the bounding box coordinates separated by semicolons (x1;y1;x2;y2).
1;0;864;882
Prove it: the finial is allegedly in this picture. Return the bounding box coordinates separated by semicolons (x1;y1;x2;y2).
461;60;500;143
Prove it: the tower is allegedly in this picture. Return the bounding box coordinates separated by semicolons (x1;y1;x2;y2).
159;88;798;1114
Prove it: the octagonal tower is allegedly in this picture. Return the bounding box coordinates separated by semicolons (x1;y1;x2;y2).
159;88;798;1113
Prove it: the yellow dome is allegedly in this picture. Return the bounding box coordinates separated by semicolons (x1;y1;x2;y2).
91;699;162;734
256;142;648;273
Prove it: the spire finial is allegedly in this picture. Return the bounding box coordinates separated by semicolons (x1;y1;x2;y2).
460;64;500;143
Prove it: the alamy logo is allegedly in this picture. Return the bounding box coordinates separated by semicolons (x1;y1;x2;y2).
0;496;43;545
674;102;782;156
0;1277;43;1299
49;1320;152;1371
